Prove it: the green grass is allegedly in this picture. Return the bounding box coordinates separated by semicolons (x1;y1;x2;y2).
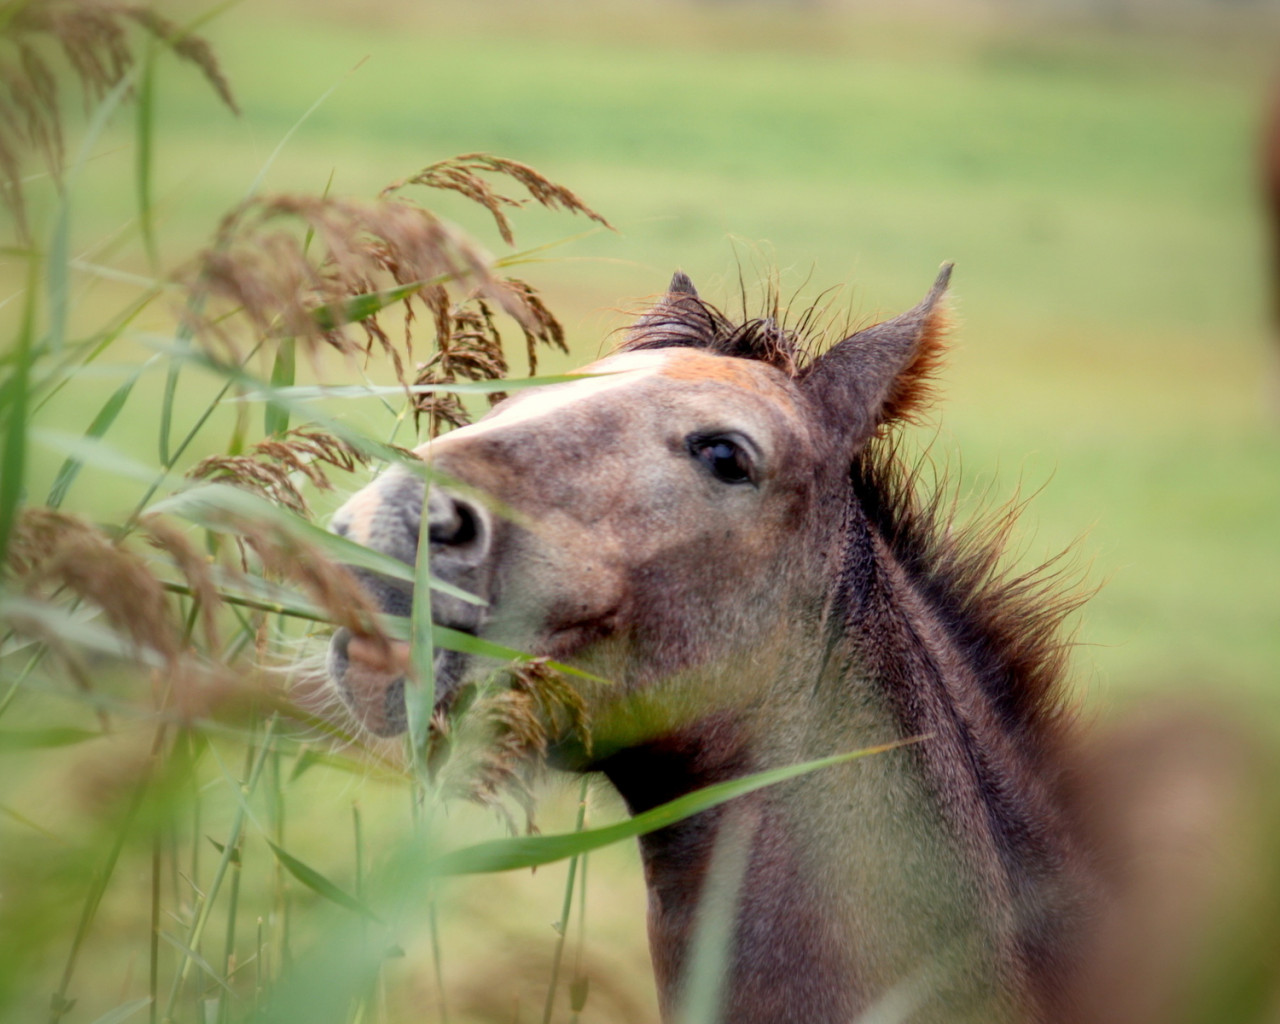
2;2;1279;1021
25;0;1276;709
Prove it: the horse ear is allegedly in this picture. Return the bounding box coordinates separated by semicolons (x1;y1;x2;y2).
668;271;698;297
624;271;706;348
799;263;952;450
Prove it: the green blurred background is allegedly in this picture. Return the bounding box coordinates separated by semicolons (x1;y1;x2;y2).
6;0;1280;1019
35;0;1279;713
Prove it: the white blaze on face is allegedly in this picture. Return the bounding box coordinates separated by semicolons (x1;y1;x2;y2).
333;351;674;544
417;349;674;456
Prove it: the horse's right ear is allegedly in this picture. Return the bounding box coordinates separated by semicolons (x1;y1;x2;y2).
668;271;698;297
799;263;952;453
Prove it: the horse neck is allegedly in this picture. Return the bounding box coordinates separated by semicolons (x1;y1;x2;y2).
598;500;1083;1024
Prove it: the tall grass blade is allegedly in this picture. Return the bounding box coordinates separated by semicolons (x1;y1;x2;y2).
426;739;920;877
150;832;161;1024
44;373;146;506
47;203;70;357
0;255;36;567
48;724;168;1024
266;840;382;924
406;484;436;764
235;374;590;403
48;72;138;358
163;719;276;1021
86;997;153;1024
247;59;366;199
0;595;166;667
674;808;753;1024
0;801;66;843
140;338;419;470
32;298;162;417
136;43;160;270
264;339;296;437
0;728;102;752
540;777;590;1024
158;931;235;994
158;328;194;467
37;428;174;491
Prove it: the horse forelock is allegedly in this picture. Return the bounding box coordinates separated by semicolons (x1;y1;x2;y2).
618;292;802;375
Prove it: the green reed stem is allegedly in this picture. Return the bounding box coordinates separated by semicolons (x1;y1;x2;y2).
541;777;591;1024
568;829;591;1023
150;831;162;1024
674;807;754;1024
217;742;254;1024
0;645;45;721
428;892;448;1024
0;251;37;570
407;477;437;779
135;41;160;273
49;722;169;1024
163;716;277;1021
127;340;266;532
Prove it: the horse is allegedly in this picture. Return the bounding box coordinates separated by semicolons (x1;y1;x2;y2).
1264;83;1280;355
324;265;1099;1023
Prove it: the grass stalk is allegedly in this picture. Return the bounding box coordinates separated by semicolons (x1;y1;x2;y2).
150;832;162;1024
541;777;591;1024
0;251;37;569
568;818;591;1023
48;723;170;1024
135;41;160;272
162;717;278;1021
0;645;46;721
428;892;449;1024
216;743;254;1024
407;478;437;778
128;341;267;529
674;808;754;1024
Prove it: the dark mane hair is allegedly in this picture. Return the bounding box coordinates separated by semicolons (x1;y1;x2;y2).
619;289;804;375
851;440;1086;751
619;290;1084;748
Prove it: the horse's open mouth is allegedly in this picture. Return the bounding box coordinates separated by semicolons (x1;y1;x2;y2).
327;627;473;737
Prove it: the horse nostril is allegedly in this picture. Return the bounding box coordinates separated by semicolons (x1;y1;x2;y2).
332;627;351;661
428;492;486;554
453;503;478;545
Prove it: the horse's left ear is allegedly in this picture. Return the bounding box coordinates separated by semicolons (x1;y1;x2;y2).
799;263;952;451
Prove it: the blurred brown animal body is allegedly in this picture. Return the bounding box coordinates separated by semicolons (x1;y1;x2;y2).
1265;85;1280;339
324;265;1115;1023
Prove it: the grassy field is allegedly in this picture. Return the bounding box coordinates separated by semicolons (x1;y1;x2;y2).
3;1;1279;1021
30;0;1280;704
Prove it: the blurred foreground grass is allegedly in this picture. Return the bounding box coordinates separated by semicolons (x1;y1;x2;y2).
2;1;1279;1022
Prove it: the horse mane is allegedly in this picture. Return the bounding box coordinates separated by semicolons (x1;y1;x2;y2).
618;289;1085;750
851;440;1087;751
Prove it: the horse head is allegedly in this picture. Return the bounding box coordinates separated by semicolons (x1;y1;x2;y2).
326;266;951;751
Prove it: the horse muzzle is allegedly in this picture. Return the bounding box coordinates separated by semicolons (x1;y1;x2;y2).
325;471;496;736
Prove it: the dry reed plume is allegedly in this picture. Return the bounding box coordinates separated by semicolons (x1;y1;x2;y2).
427;658;591;831
187;426;370;518
0;0;236;235
191;154;597;435
383;152;613;246
6;505;180;665
191;186;578;415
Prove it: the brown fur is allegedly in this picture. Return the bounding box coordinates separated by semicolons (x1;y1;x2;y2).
1264;83;1280;334
327;267;1101;1023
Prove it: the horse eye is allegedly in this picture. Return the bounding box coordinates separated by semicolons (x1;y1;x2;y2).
690;437;753;484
